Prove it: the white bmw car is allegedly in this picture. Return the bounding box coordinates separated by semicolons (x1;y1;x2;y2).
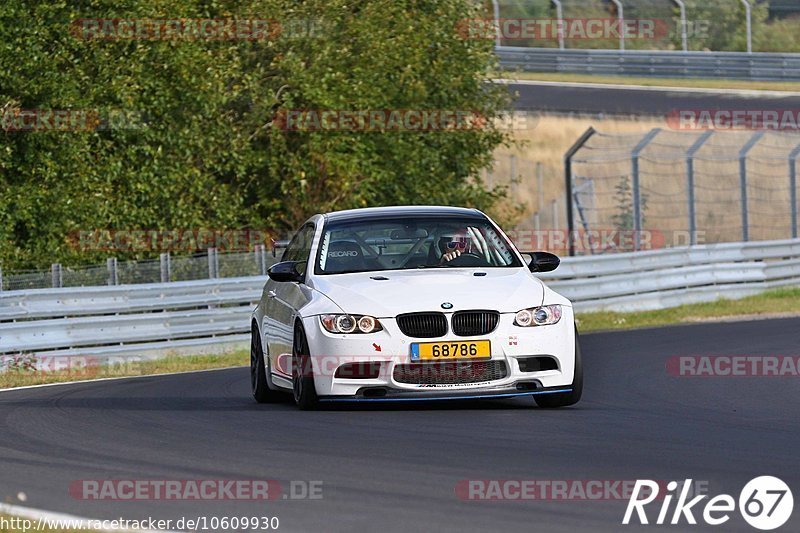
250;206;582;409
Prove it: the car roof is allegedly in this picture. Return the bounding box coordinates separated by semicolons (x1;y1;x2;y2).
321;205;486;223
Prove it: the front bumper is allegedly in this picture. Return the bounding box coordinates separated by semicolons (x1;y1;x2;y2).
318;384;573;403
299;307;576;398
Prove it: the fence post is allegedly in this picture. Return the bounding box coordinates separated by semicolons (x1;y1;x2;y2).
631;129;662;251
536;161;544;218
551;0;565;49
51;263;62;288
564;127;596;256
491;0;501;48
672;0;688;51
740;0;753;53
686;131;714;246
255;244;268;276
790;144;800;239
160;252;171;283
510;154;517;188
208;247;219;279
611;0;624;51
739;132;764;242
0;266;3;292
106;258;118;286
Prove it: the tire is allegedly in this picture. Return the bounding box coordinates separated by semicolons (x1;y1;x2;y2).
292;324;319;410
251;324;281;403
535;329;583;408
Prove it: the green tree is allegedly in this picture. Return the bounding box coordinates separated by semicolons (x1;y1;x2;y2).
0;0;513;270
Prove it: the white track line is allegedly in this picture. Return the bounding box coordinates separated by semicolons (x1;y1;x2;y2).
0;366;245;395
0;502;180;532
494;78;800;98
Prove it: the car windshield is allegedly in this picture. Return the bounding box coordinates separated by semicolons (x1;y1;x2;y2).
315;216;522;275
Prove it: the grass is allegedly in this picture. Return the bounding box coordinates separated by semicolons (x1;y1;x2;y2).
0;350;247;390
496;71;800;92
489;113;663;232
575;287;800;333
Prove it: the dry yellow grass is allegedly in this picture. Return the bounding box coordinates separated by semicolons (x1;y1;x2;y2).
490;114;800;246
489;114;663;230
496;72;800;93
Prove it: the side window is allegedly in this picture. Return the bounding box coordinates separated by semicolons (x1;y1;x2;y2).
281;224;315;276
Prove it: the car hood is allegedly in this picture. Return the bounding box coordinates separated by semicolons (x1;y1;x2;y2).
310;268;545;317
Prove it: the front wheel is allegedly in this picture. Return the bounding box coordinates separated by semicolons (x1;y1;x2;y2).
292;324;319;410
535;330;583;408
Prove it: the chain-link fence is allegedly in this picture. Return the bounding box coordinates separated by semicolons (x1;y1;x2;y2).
565;128;800;254
0;247;277;292
493;0;800;53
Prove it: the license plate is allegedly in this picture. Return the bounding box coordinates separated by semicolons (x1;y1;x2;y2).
410;340;491;361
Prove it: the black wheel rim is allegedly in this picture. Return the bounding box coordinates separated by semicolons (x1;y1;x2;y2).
250;333;258;392
292;333;303;402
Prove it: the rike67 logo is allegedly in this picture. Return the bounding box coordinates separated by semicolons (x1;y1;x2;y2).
623;477;793;530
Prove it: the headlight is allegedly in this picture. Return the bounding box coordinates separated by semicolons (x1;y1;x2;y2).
514;305;562;327
320;314;383;334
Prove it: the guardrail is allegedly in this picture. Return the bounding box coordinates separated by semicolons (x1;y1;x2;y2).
496;47;800;81
0;276;265;358
1;239;799;358
539;238;800;311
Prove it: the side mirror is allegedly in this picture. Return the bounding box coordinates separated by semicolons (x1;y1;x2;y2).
522;251;560;273
268;261;304;283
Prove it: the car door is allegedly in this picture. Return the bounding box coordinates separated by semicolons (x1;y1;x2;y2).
263;223;316;374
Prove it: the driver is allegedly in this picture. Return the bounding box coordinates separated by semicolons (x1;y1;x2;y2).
438;234;472;264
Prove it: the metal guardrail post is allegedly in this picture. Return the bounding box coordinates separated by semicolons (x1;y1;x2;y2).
790;144;800;239
564;127;596;256
740;0;752;54
631;129;662;251
672;0;688;52
551;0;565;49
51;263;62;288
107;258;118;286
160;252;171;283
611;0;624;51
739;132;765;242
686;131;714;246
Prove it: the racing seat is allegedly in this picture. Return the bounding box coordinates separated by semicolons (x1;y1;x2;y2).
325;240;366;273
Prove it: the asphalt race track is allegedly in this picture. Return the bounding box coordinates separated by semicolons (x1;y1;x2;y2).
1;318;798;532
507;81;800;116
